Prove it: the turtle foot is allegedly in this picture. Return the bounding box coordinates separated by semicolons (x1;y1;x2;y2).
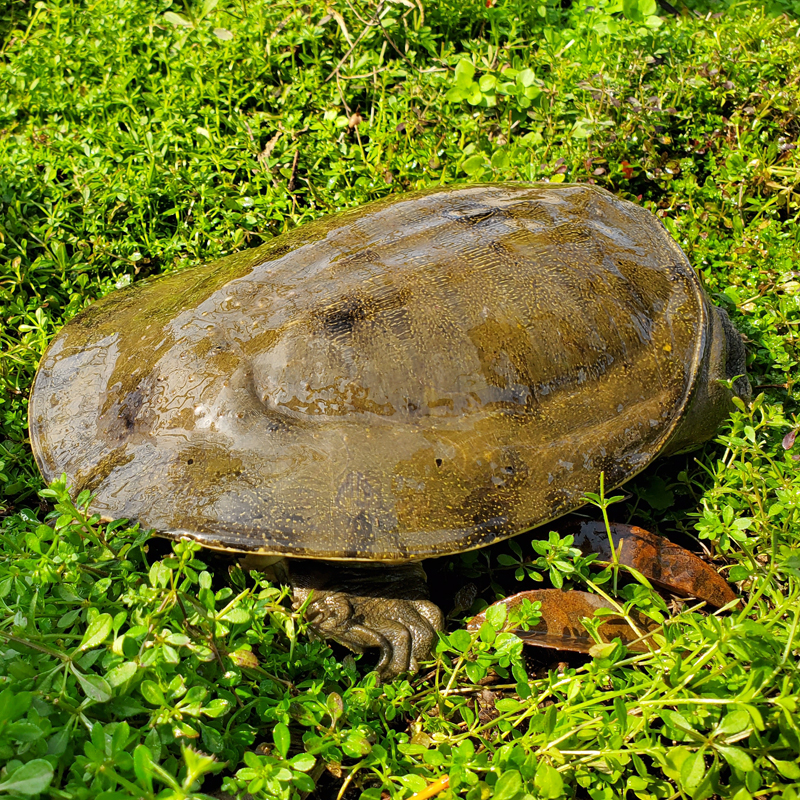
290;561;444;681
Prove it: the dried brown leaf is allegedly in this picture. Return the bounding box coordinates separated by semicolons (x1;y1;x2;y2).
467;589;656;654
570;521;737;608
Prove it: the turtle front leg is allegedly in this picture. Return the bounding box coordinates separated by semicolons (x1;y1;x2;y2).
289;561;444;680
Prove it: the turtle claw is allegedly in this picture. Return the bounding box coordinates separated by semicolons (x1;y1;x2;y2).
290;561;444;681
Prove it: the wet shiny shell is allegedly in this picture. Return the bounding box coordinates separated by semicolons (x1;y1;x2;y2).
30;183;707;561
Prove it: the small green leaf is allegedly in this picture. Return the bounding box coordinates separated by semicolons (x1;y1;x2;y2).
342;731;372;758
0;759;54;795
290;753;316;772
622;0;657;21
0;690;32;723
57;609;81;628
72;666;113;703
7;722;45;743
491;148;510;170
534;762;564;799
398;774;427;793
772;759;800;780
141;680;166;706
203;698;230;718
517;68;535;87
221;606;251;624
293;772;316;792
485;602;507;631
479;621;496;644
454;59;475;89
449;628;472;652
462;155;486;176
680;750;705;789
718;708;751;737
729;565;751;581
494;769;522;800
79;613;113;650
107;661;138;688
661;709;697;737
589;641;618;661
200;723;224;754
464;660;487;683
423;749;445;766
273;722;291;759
326;692;344;720
144;730;162;762
163;10;192;26
717;745;754;772
445;86;468;102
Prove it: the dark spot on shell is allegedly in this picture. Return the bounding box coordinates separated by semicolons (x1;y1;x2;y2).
435;458;443;467
318;296;367;338
314;286;413;343
101;373;158;444
444;206;510;227
119;387;144;430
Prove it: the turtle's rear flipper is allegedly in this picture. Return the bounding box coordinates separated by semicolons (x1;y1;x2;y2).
290;561;444;681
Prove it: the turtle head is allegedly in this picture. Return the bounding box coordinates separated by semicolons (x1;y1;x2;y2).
664;304;751;455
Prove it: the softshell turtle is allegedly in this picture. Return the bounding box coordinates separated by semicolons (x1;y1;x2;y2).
29;183;750;678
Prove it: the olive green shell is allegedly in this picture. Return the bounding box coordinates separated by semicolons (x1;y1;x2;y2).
29;183;708;561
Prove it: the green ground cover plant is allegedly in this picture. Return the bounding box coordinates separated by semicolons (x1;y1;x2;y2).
1;0;799;796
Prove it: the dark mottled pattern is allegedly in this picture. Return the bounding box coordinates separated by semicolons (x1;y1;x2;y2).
30;183;719;560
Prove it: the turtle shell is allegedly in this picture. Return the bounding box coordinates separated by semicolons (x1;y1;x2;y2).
29;183;709;561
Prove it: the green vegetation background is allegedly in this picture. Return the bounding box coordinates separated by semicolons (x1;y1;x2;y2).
1;0;799;797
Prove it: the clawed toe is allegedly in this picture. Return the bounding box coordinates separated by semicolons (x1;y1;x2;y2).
310;596;440;680
290;561;445;679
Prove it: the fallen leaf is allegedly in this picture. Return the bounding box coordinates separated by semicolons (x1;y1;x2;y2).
569;521;737;608
467;589;656;654
783;428;797;450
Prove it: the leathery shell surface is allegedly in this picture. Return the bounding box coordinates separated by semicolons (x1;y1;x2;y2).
30;183;707;561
